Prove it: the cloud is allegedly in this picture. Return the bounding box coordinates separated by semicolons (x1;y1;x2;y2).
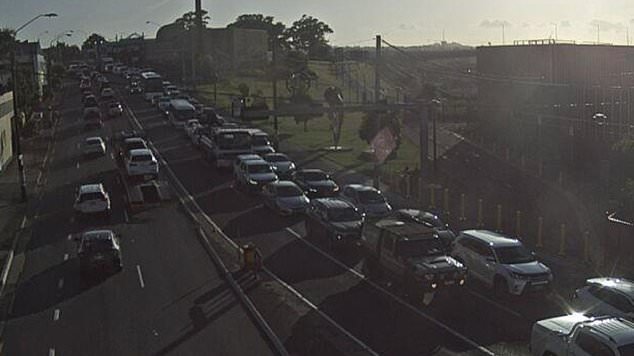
590;19;625;32
398;23;416;31
560;20;571;28
480;20;511;28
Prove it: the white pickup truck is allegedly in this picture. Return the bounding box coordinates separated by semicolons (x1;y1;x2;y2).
531;314;634;356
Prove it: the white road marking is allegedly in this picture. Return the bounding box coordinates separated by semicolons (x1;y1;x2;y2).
53;309;60;321
63;253;69;261
110;152;114;160
57;278;64;289
48;348;55;356
285;227;496;355
76;161;80;169
36;171;43;186
20;216;27;229
136;265;145;288
67;234;72;241
466;288;523;318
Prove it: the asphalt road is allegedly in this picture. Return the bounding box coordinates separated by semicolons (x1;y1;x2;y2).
112;76;576;356
2;80;275;356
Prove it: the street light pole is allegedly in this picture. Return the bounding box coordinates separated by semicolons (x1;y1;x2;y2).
11;12;58;202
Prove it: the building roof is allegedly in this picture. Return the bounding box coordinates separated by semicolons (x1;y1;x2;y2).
461;230;520;247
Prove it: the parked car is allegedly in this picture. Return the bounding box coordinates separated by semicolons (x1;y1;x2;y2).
125;148;159;179
305;198;364;249
451;230;553;297
184;119;201;140
262;181;310;216
82;136;106;156
249;130;275;155
573;278;634;321
235;159;278;192
77;229;122;279
292;169;339;198
531;314;634;356
340;184;392;218
392;209;457;250
263;153;296;179
232;154;262;178
79;79;91;89
156;96;172;113
108;102;124;117
101;87;115;101
164;85;179;96
73;183;111;218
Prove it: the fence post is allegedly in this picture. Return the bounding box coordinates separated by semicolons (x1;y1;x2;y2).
558;224;567;256
429;186;436;209
477;198;483;227
405;176;411;199
418;177;423;207
515;210;521;236
443;188;449;216
536;217;544;247
496;204;503;231
459;193;466;221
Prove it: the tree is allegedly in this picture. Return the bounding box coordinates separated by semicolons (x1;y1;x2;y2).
175;10;210;30
0;28;16;57
284;15;333;59
359;111;402;157
227;14;286;50
82;33;106;49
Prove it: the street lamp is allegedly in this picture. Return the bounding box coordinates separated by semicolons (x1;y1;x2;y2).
11;12;58;202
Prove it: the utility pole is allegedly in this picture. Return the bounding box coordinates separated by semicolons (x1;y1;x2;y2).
272;37;279;149
193;0;203;88
373;34;381;188
419;104;429;181
10;53;27;201
432;102;439;172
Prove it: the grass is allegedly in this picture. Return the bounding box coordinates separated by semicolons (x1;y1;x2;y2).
194;60;420;177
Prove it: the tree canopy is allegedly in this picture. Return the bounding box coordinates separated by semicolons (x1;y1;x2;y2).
0;28;16;56
175;10;210;30
284;15;333;59
82;33;107;49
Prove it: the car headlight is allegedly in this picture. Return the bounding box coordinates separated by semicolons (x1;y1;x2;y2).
333;185;340;192
289;163;296;170
308;188;317;193
512;272;530;280
335;234;343;240
248;179;258;185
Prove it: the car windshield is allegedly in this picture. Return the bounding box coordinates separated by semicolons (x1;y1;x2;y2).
252;136;270;146
83;238;114;252
396;238;445;257
79;192;105;202
126;142;146;150
357;190;385;204
217;133;251;149
132;154;152;162
266;154;289;163
277;185;303;197
86;139;101;145
302;171;328;181
328;207;361;222
248;164;272;174
109;103;120;108
495;245;535;264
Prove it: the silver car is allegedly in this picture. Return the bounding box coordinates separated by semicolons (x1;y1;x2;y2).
82;136;106;156
573;277;634;321
340;184;392;218
262;181;310;215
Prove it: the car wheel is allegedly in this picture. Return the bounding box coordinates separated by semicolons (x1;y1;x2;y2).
494;276;509;299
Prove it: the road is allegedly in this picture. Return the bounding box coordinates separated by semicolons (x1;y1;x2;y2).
2;80;276;356
112;76;573;356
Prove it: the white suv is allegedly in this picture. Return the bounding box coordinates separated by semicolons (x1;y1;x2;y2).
125;148;159;178
451;230;552;296
73;184;111;218
573;278;634;321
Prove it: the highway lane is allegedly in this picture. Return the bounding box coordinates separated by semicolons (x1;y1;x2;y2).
2;81;276;355
117;75;580;355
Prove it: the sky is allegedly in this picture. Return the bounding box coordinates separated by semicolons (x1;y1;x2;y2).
2;0;634;47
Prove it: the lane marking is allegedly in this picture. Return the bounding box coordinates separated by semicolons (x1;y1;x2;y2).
123;209;129;223
110;152;115;160
36;171;43;186
20;216;27;229
53;309;60;321
49;348;55;356
67;234;72;241
57;278;64;289
466;288;523;318
63;253;69;261
76;161;80;169
136;265;145;288
285;227;496;355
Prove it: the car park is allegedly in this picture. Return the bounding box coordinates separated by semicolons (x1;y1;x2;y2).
77;229;122;279
451;230;553;297
73;183;111;218
125;148;158;179
263;153;295;179
262;181;310;216
108;102;124;117
82;136;106;156
340;184;392;218
573;278;634;321
292;169;339;198
392;209;456;250
235;159;278;192
305;198;364;249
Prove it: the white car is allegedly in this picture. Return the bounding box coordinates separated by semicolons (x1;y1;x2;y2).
573;278;634;321
125;148;159;178
340;184;392;218
451;230;553;297
184;119;201;139
232;154;262;179
73;183;111;217
82;136;106;156
101;88;115;100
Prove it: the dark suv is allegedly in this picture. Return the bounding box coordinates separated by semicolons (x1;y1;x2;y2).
77;230;122;279
305;198;364;249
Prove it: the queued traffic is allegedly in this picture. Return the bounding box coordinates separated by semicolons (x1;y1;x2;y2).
69;60;634;355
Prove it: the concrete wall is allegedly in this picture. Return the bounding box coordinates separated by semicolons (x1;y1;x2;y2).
0;92;14;172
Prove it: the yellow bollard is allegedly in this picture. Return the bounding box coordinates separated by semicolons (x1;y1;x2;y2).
443;188;450;215
429;186;436;208
536;217;544;247
459;193;466;221
515;210;521;236
558;224;567;256
496;204;503;231
477;199;483;227
584;231;590;262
